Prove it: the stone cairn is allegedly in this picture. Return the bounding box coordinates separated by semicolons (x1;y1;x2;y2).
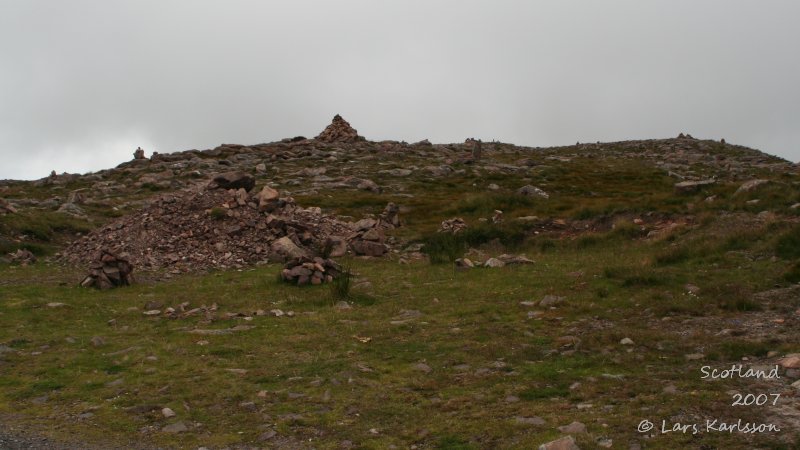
380;202;400;228
346;202;402;257
9;249;36;266
80;250;134;289
281;256;342;286
349;220;388;257
315;114;364;143
439;218;468;234
471;138;482;161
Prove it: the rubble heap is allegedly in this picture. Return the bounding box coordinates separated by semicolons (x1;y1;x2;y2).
79;250;134;289
315;114;364;143
280;256;342;285
61;179;357;272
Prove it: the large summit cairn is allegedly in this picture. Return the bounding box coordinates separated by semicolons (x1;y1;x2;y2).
315;114;364;143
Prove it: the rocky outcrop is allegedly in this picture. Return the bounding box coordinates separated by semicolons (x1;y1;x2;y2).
315;114;364;143
79;250;134;289
133;147;146;160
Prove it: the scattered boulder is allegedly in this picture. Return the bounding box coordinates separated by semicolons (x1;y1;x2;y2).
350;240;388;257
424;165;454;177
324;236;348;257
356;178;381;193
316;114;364;143
674;179;715;194
484;258;505;268
538;436;580;450
256;185;280;209
57;202;86;218
79;250;134;289
0;198;17;214
735;179;769;194
497;254;535;265
455;258;474;269
779;354;800;369
162;422;188;434
280;256;341;286
67;190;86;204
412;363;432;374
352;218;377;231
379;168;412;177
558;421;587;434
515;416;546;426
539;295;565;307
209;172;256;192
517;185;549;199
270;236;309;261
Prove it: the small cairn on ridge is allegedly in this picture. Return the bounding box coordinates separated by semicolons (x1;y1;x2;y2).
315;114;365;143
281;256;342;286
80;250;134;289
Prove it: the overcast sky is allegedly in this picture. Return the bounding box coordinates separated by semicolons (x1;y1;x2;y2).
1;1;799;180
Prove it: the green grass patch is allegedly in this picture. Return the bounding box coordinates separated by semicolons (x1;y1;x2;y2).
775;225;800;259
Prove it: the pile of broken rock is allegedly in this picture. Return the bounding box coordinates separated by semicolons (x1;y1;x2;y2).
62;172;398;273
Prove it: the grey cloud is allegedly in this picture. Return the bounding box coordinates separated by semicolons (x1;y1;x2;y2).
1;0;798;180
